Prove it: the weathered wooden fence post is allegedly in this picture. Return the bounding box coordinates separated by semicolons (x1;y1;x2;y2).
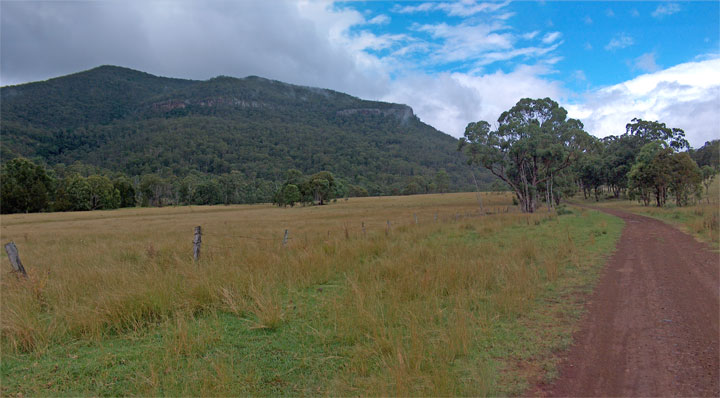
193;226;202;262
283;229;289;246
362;222;366;237
414;214;418;225
344;223;349;240
434;213;438;222
4;242;27;278
385;220;391;236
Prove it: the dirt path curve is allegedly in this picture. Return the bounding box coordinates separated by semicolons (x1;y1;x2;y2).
536;207;719;397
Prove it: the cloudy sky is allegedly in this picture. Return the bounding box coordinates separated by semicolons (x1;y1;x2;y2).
1;0;718;147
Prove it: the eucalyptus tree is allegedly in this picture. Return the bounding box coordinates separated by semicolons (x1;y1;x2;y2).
669;152;702;206
701;165;718;202
459;98;591;213
628;141;702;207
625;118;690;151
628;141;674;207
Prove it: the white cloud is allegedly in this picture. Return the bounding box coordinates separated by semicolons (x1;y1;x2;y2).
383;57;719;148
566;57;720;147
416;22;515;64
542;31;562;44
495;12;515;21
475;42;562;67
393;0;511;17
410;20;562;69
605;33;634;51
652;3;681;18
383;65;564;136
436;0;512;17
522;31;539;40
367;14;390;25
584;16;593;25
346;31;407;52
393;2;434;14
605;8;615;17
633;52;660;73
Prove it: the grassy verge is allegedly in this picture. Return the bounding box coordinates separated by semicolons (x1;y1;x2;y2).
1;195;622;396
610;202;717;249
585;178;719;249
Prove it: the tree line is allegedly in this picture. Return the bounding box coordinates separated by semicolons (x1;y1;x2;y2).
459;98;718;212
3;96;716;215
0;159;456;214
0;159;275;214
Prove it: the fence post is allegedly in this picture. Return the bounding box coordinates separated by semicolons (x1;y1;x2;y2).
344;223;349;240
193;226;202;262
4;242;27;278
414;214;418;225
362;222;366;237
434;213;438;222
283;229;289;246
385;220;391;236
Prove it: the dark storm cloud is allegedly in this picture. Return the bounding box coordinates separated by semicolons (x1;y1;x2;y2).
1;1;151;85
0;1;388;98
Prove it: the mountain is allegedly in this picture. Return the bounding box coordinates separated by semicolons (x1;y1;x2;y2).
1;66;488;199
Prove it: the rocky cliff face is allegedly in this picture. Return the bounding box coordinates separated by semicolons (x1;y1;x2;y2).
151;97;274;112
336;105;414;124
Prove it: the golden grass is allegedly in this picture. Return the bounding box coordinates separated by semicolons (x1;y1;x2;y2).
0;193;510;351
1;192;619;395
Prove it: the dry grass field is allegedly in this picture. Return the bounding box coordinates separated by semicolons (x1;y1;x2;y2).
0;192;622;396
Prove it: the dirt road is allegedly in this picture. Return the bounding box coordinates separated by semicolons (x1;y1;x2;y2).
538;207;719;397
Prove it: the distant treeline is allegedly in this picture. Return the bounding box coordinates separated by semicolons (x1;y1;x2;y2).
0;158;469;214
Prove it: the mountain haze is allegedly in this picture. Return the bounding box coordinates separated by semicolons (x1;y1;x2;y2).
1;66;487;199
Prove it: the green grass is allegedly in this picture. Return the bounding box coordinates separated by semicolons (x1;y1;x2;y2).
1;196;623;396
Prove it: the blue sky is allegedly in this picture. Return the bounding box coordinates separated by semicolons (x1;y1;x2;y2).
333;0;720;146
342;1;718;90
1;1;719;146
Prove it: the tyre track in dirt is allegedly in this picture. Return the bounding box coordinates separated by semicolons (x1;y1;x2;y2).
536;207;719;397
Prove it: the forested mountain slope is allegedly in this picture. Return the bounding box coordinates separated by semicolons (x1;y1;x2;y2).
1;65;488;198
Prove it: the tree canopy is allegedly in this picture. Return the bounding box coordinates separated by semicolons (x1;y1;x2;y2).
0;158;53;213
459;97;591;213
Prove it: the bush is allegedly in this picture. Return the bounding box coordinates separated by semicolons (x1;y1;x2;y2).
556;205;573;216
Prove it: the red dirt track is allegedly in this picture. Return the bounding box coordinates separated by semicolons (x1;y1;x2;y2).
538;207;719;397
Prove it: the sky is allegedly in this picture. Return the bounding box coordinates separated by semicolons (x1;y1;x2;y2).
1;0;719;147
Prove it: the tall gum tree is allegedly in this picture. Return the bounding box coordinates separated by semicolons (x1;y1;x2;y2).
459;98;591;213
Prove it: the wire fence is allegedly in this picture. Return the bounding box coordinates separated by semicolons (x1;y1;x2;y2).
191;206;522;259
2;205;530;273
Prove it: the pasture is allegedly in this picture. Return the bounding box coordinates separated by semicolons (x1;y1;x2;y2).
1;193;622;396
